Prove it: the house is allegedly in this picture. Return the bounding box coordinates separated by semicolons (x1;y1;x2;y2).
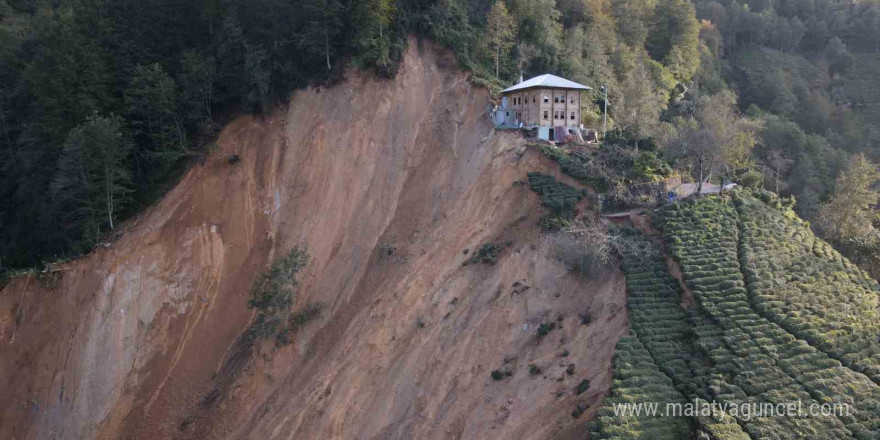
493;74;591;142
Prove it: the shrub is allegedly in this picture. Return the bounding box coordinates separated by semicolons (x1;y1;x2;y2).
491;369;513;381
536;322;556;338
634;151;673;181
738;169;763;189
248;247;310;344
575;379;590;395
463;241;512;265
527;172;583;220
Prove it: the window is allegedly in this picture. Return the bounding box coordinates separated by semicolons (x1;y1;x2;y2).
543;111;548;120
554;95;560;103
506;112;509;116
543;96;549;103
570;97;575;104
533;95;536;103
570;112;575;120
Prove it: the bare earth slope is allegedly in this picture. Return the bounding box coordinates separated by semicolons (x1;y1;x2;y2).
0;39;626;440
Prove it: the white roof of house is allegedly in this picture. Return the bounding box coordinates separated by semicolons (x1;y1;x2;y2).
501;74;592;93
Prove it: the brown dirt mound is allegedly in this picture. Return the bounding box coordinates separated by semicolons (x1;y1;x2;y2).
0;38;627;440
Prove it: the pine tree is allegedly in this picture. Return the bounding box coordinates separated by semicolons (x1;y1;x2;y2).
125;63;188;162
50;115;133;246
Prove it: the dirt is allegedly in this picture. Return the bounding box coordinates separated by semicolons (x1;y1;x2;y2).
0;38;628;440
665;255;695;309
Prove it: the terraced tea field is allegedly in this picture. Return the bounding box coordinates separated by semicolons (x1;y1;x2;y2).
589;192;880;440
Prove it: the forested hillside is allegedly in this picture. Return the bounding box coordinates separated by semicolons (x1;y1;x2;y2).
691;0;880;275
2;0;880;278
0;0;704;271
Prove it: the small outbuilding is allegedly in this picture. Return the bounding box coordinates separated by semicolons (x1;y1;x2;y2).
493;74;591;142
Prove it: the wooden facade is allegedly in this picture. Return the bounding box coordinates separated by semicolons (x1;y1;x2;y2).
496;74;591;130
503;88;581;128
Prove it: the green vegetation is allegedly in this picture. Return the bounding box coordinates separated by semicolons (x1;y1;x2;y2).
536;143;674;194
736;192;880;383
689;0;880;264
587;334;692;439
660;195;879;439
463;241;512;266
535;322;556;339
527;172;583;217
574;379;590;395
592;194;879;438
0;0;705;272
248;247;314;345
491;368;512;381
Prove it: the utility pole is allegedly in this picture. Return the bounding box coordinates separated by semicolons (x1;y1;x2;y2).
600;85;608;141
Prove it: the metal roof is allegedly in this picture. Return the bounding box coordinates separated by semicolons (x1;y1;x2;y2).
501;74;592;93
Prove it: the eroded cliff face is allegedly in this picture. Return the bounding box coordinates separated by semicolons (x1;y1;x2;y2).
0;39;627;440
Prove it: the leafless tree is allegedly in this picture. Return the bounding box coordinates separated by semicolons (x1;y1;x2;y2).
550;217;657;275
764;149;793;194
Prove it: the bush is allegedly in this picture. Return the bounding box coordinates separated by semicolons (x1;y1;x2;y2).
463;241;512;265
248;247;310;344
491;369;512;380
634;151;673;181
527;172;583;219
575;379;591;395
536;322;556;338
738;169;763;189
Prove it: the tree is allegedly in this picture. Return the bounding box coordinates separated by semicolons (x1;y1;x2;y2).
50;115;133;246
823;36;853;76
23;7;113;145
615;57;665;149
611;0;649;48
764;149;793;194
351;0;397;70
647;0;700;82
695;91;760;194
666;117;719;196
298;0;344;71
125;63;188;162
179;50;217;125
486;0;515;78
510;0;563;73
817;154;879;243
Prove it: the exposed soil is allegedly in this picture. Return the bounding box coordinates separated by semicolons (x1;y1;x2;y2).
0;38;628;440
